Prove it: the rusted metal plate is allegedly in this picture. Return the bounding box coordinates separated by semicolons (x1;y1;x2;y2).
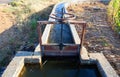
37;12;87;57
42;44;79;51
43;51;78;56
43;45;59;50
37;20;86;25
63;45;79;50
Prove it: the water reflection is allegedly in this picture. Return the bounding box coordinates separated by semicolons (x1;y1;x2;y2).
19;61;101;77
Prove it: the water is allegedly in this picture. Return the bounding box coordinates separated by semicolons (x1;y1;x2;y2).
48;23;74;43
19;61;101;77
48;2;74;44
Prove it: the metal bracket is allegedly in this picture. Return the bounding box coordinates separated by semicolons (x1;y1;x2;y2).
37;11;86;52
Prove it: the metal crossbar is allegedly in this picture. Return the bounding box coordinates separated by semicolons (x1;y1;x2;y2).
37;12;86;57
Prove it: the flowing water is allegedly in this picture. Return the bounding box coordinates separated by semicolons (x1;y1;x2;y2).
48;23;74;43
48;2;74;44
19;2;102;77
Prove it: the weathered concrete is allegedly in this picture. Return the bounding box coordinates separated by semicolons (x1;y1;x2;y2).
2;41;42;77
81;46;90;60
2;1;119;77
2;52;31;77
2;51;42;77
41;2;60;44
80;51;119;77
90;53;119;77
69;24;81;44
42;2;75;44
65;1;119;77
40;2;81;57
79;46;119;77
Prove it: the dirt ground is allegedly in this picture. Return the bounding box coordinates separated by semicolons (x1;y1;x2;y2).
0;5;16;45
0;0;60;75
0;1;120;76
68;2;120;76
0;5;16;66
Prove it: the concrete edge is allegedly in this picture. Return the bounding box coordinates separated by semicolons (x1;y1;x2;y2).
64;3;81;45
89;53;119;77
2;51;42;77
64;2;119;77
80;46;90;60
2;51;30;77
42;2;64;44
2;1;118;77
34;44;41;52
69;24;81;44
80;51;119;77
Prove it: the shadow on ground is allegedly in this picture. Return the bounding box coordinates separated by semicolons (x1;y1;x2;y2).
0;4;54;74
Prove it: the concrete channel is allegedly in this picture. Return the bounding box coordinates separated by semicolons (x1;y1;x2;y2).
1;0;119;77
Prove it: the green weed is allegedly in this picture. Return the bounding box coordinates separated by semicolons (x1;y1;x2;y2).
8;0;22;7
108;0;120;32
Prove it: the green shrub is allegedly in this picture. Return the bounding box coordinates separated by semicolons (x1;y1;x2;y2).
8;1;21;7
30;19;37;30
108;0;120;32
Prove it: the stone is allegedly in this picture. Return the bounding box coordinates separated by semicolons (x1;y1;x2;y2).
110;55;115;58
116;63;120;70
92;6;101;11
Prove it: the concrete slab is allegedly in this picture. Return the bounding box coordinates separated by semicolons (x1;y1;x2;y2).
81;46;89;59
2;51;32;77
89;53;119;77
34;44;41;52
2;51;42;77
64;2;119;77
2;1;118;77
69;24;81;44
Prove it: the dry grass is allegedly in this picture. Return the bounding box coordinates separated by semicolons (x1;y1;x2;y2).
67;2;120;76
67;2;106;13
0;0;61;67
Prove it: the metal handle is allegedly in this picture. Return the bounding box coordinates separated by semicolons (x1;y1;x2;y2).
49;12;76;21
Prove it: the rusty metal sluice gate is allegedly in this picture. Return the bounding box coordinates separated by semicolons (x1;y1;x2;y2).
1;2;119;77
37;10;87;60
